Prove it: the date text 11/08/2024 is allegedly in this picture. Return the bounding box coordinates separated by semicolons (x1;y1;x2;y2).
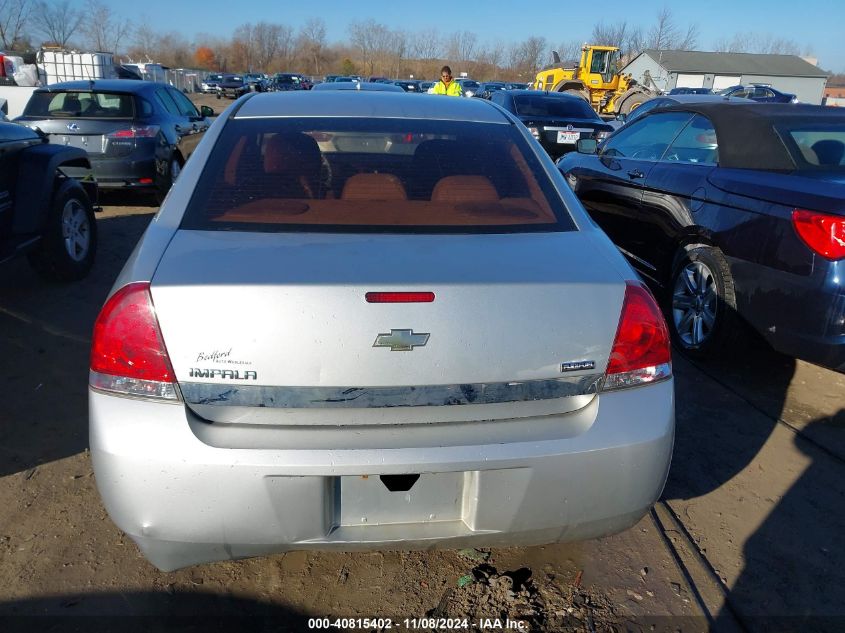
307;618;529;630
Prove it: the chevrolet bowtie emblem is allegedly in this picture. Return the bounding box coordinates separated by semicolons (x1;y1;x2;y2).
373;329;430;352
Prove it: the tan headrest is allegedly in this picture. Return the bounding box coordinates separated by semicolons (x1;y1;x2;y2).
431;175;498;202
341;173;407;200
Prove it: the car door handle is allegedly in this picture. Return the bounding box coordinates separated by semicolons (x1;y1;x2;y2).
627;169;645;179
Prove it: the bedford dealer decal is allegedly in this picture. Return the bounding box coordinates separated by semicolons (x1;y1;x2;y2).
191;347;256;379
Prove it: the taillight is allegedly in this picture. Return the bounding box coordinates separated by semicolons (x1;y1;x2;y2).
106;125;160;139
366;292;435;303
603;281;672;391
90;282;179;401
792;210;845;260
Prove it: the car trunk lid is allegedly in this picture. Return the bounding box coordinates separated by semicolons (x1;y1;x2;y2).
150;231;626;424
708;168;845;216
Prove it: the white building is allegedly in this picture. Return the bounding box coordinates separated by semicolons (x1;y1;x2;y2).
622;50;828;104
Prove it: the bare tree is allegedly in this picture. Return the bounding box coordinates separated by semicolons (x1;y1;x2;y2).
591;21;627;50
252;22;283;71
231;23;257;71
507;36;547;79
299;18;327;75
154;31;192;68
647;7;677;50
590;20;651;61
482;42;504;72
444;30;477;63
348;19;395;75
522;36;547;75
676;23;699;50
713;34;743;53
34;0;83;48
274;24;296;71
349;19;383;75
713;32;804;56
411;28;441;61
645;7;698;51
131;22;158;60
82;0;132;53
385;28;407;78
0;0;32;49
624;27;646;61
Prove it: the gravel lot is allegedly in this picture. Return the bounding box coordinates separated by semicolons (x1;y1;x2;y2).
0;94;843;631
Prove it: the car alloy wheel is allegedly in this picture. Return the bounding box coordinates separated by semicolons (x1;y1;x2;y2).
61;197;92;262
671;260;717;347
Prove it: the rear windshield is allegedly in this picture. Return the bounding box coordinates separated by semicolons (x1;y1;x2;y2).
24;91;135;118
181;117;574;234
780;124;845;170
514;95;597;120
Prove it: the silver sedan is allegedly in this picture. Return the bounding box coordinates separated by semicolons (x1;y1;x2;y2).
89;90;675;571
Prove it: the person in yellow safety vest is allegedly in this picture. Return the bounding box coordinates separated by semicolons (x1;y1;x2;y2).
431;66;463;96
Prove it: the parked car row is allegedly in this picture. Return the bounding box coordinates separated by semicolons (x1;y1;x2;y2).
317;77;532;97
666;84;798;102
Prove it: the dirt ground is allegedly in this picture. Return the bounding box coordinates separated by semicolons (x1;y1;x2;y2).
1;113;844;630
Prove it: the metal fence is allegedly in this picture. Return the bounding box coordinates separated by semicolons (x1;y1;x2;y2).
164;69;204;93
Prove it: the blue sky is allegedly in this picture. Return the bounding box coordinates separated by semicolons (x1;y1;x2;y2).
118;0;844;71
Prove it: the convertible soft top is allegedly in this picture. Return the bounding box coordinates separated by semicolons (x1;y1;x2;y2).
651;103;845;170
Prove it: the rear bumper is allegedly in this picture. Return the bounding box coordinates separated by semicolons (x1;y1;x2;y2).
218;88;248;99
732;258;845;372
90;379;675;571
87;154;158;189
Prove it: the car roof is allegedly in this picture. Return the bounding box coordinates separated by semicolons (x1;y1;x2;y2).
34;79;154;94
311;81;405;92
651;103;844;170
662;94;754;103
234;90;511;123
506;90;590;101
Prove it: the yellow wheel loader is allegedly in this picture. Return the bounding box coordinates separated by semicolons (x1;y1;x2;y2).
534;45;659;117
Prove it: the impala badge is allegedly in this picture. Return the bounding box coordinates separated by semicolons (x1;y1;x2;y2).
560;360;596;372
373;329;430;352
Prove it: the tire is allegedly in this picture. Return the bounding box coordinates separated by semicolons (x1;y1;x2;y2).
28;182;97;282
620;91;649;115
155;155;182;205
668;246;743;359
562;88;590;102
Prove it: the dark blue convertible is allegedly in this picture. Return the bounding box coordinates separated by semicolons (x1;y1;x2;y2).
557;103;845;372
